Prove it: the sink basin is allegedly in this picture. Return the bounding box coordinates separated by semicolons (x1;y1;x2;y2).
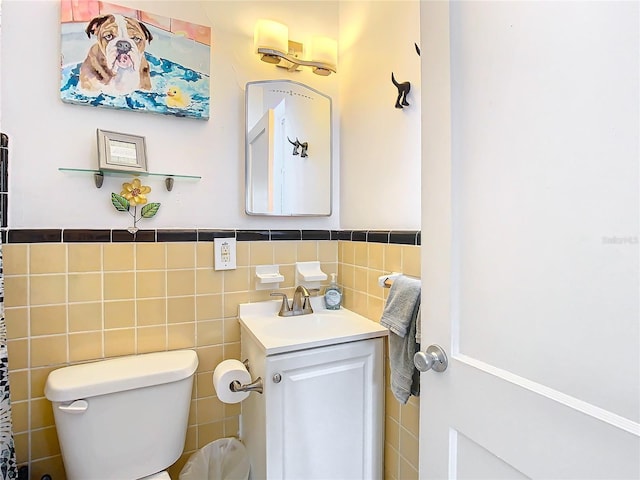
239;296;388;355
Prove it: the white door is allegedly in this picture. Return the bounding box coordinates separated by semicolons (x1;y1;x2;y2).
419;1;639;478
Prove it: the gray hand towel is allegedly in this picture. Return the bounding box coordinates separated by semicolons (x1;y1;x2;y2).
380;275;421;404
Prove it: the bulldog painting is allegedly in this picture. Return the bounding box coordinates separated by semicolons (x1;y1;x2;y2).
80;14;153;96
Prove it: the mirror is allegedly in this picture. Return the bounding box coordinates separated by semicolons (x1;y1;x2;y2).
245;80;332;216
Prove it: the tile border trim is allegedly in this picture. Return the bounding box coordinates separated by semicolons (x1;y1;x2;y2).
3;228;421;246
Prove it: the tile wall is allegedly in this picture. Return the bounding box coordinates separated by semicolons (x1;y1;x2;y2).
3;228;420;480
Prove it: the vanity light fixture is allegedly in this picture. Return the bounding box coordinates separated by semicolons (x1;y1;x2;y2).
254;19;337;76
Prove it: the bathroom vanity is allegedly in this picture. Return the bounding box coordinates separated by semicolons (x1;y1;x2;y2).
239;297;387;480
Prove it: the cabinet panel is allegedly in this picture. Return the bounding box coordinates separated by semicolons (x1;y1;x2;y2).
265;339;383;479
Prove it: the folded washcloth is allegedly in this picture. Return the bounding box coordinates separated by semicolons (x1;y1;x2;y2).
380;275;421;337
380;275;421;404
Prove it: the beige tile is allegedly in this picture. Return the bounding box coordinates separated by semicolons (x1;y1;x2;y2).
368;242;384;269
196;242;214;269
13;432;28;464
196;371;216;398
223;267;250;293
5;307;28;339
11;401;28;433
31;397;55;429
341;240;355;265
9;370;28;402
68;243;101;272
30;244;66;274
104;328;136;358
197;396;225;424
196;320;224;347
403;246;421;278
29;365;56;398
104;271;135;300
401;397;420;438
384;443;400;480
368;269;385;298
235;241;249;267
399;455;419;480
386;416;400;451
385;244;403;273
69;302;102;332
30;366;57;398
69;331;103;362
136;243;166;270
168;296;195;324
273;241;297;265
168;269;195;296
368;295;384;321
184;424;198;452
31;305;66;336
224;401;241;417
223;317;240;343
318;240;338;263
297;241;318;262
30;275;66;305
223;342;241;360
168;323;196;349
30;456;66;480
31;335;67;367
137;326;166;353
197;421;225;448
223;292;249;318
196;294;223;321
104;300;135;329
341;264;355;290
386;384;401;421
104;243;134;271
167;242;196;269
137;298;166;326
278;264;295;288
224;416;240;438
31;426;61;460
354;242;368;267
195;345;223;374
196;269;223;295
3;245;28;275
354;266;368;293
4;276;28;307
249;241;274;266
136;271;166;298
69;272;102;302
400;427;419;469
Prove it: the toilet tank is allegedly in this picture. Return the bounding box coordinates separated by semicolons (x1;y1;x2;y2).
45;350;198;480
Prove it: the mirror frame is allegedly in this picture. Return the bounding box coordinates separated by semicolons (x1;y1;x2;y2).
244;79;332;217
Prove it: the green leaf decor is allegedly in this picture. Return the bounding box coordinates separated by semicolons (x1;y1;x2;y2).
111;193;130;212
141;203;161;218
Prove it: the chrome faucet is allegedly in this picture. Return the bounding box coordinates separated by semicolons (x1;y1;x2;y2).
271;285;315;317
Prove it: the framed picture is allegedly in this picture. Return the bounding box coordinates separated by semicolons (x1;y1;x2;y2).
60;1;211;120
97;129;148;173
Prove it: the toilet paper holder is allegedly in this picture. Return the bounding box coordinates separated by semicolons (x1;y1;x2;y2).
229;360;263;394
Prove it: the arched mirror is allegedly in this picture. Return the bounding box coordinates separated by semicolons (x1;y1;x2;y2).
245;80;332;216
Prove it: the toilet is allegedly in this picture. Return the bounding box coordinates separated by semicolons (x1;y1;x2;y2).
44;349;198;480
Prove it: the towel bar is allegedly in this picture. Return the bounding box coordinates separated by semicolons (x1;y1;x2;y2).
378;272;420;288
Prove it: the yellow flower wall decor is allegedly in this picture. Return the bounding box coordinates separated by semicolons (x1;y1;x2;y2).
111;178;160;234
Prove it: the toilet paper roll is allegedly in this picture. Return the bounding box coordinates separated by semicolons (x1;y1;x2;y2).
213;359;252;404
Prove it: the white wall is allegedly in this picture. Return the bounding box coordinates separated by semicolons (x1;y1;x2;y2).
0;0;340;229
338;1;421;230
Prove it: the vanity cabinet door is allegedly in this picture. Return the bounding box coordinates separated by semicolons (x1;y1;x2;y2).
264;338;384;480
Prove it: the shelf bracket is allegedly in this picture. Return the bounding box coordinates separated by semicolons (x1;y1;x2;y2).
94;172;104;189
165;177;174;191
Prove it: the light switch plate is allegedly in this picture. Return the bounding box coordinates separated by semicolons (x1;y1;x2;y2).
214;237;236;270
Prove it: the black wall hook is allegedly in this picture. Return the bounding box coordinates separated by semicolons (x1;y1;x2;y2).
391;73;410;109
288;137;309;157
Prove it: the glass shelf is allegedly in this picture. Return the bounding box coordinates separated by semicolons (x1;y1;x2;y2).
59;167;201;191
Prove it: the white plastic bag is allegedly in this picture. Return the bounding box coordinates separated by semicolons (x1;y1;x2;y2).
179;437;250;480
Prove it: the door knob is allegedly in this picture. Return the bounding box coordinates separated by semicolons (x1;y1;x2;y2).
414;345;448;373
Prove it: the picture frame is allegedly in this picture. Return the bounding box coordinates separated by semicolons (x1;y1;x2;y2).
97;129;148;173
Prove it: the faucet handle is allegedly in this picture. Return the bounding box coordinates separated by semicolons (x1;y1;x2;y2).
270;292;291;316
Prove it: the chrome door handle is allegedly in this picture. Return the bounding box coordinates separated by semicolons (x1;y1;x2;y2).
414;345;448;373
